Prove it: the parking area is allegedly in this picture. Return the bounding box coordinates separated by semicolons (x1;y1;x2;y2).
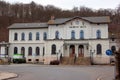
0;64;114;80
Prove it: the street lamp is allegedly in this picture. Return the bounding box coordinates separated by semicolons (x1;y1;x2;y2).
90;49;95;65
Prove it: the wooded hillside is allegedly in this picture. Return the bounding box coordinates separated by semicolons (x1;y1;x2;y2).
0;1;120;42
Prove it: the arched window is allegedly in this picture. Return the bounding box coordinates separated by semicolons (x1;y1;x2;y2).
111;46;116;53
14;33;18;40
80;30;84;39
71;30;75;39
55;31;59;39
43;32;47;40
36;32;40;40
21;47;25;57
96;44;102;55
21;33;25;40
51;44;56;55
28;47;32;56
36;47;40;56
14;47;18;54
96;30;101;39
29;32;32;40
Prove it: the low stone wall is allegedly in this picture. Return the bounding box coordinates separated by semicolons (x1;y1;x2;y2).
93;56;110;64
0;58;10;65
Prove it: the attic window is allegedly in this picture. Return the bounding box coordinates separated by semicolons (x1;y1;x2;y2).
75;20;79;25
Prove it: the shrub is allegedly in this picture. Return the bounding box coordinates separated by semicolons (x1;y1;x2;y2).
50;60;60;65
13;58;26;63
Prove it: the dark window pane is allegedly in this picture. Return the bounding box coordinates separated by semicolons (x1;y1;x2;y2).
80;30;84;39
36;47;40;56
36;32;40;40
43;32;47;40
71;30;75;39
14;33;18;40
55;31;59;39
96;30;101;39
21;47;25;57
51;44;56;55
97;44;102;55
21;33;25;40
14;47;18;54
28;47;32;56
29;32;32;40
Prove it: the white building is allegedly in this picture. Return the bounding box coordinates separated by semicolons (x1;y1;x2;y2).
8;16;112;64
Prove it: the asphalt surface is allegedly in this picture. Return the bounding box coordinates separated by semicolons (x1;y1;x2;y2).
0;64;114;80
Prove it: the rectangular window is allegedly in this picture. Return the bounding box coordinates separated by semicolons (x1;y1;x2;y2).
36;32;40;40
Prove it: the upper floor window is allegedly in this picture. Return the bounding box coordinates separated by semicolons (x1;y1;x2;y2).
55;31;59;39
14;47;18;54
21;33;25;40
80;30;84;39
96;44;102;55
36;32;40;40
29;32;32;40
71;30;75;39
96;30;101;39
51;44;56;55
14;33;18;40
28;47;32;56
43;32;47;40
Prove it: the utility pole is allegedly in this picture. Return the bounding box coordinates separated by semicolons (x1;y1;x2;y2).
115;49;120;80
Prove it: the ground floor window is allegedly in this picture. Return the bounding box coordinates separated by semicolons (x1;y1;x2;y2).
96;44;102;55
111;46;116;54
69;45;75;57
51;44;56;55
36;47;40;56
28;47;32;56
21;47;25;57
14;47;18;54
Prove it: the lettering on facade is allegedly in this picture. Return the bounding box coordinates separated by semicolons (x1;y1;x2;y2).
69;26;86;28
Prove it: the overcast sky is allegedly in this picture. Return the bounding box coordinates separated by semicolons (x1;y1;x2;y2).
4;0;120;10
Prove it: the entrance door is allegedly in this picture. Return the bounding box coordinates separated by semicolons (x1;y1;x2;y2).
78;45;84;57
70;45;75;57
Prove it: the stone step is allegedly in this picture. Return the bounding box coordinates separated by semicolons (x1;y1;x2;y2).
61;57;91;65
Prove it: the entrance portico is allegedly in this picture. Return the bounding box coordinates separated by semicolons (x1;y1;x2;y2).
64;43;89;57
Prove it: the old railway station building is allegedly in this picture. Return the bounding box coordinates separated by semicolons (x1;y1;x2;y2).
1;16;117;64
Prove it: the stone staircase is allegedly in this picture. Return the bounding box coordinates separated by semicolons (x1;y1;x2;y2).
61;57;91;65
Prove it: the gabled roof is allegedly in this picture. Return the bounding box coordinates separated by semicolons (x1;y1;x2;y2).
8;23;48;29
48;16;110;25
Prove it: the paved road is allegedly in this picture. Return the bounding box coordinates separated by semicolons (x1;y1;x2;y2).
0;64;114;80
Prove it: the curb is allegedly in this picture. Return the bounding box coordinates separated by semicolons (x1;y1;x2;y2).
0;72;18;80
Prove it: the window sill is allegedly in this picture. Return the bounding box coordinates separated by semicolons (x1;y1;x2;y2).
14;40;18;41
21;40;25;41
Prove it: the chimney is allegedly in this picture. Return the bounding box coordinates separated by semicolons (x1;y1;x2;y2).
48;15;55;24
51;15;55;20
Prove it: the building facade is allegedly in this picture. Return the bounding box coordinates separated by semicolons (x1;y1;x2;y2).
8;16;112;64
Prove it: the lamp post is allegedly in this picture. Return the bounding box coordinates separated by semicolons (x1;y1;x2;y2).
56;52;58;61
90;49;95;65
